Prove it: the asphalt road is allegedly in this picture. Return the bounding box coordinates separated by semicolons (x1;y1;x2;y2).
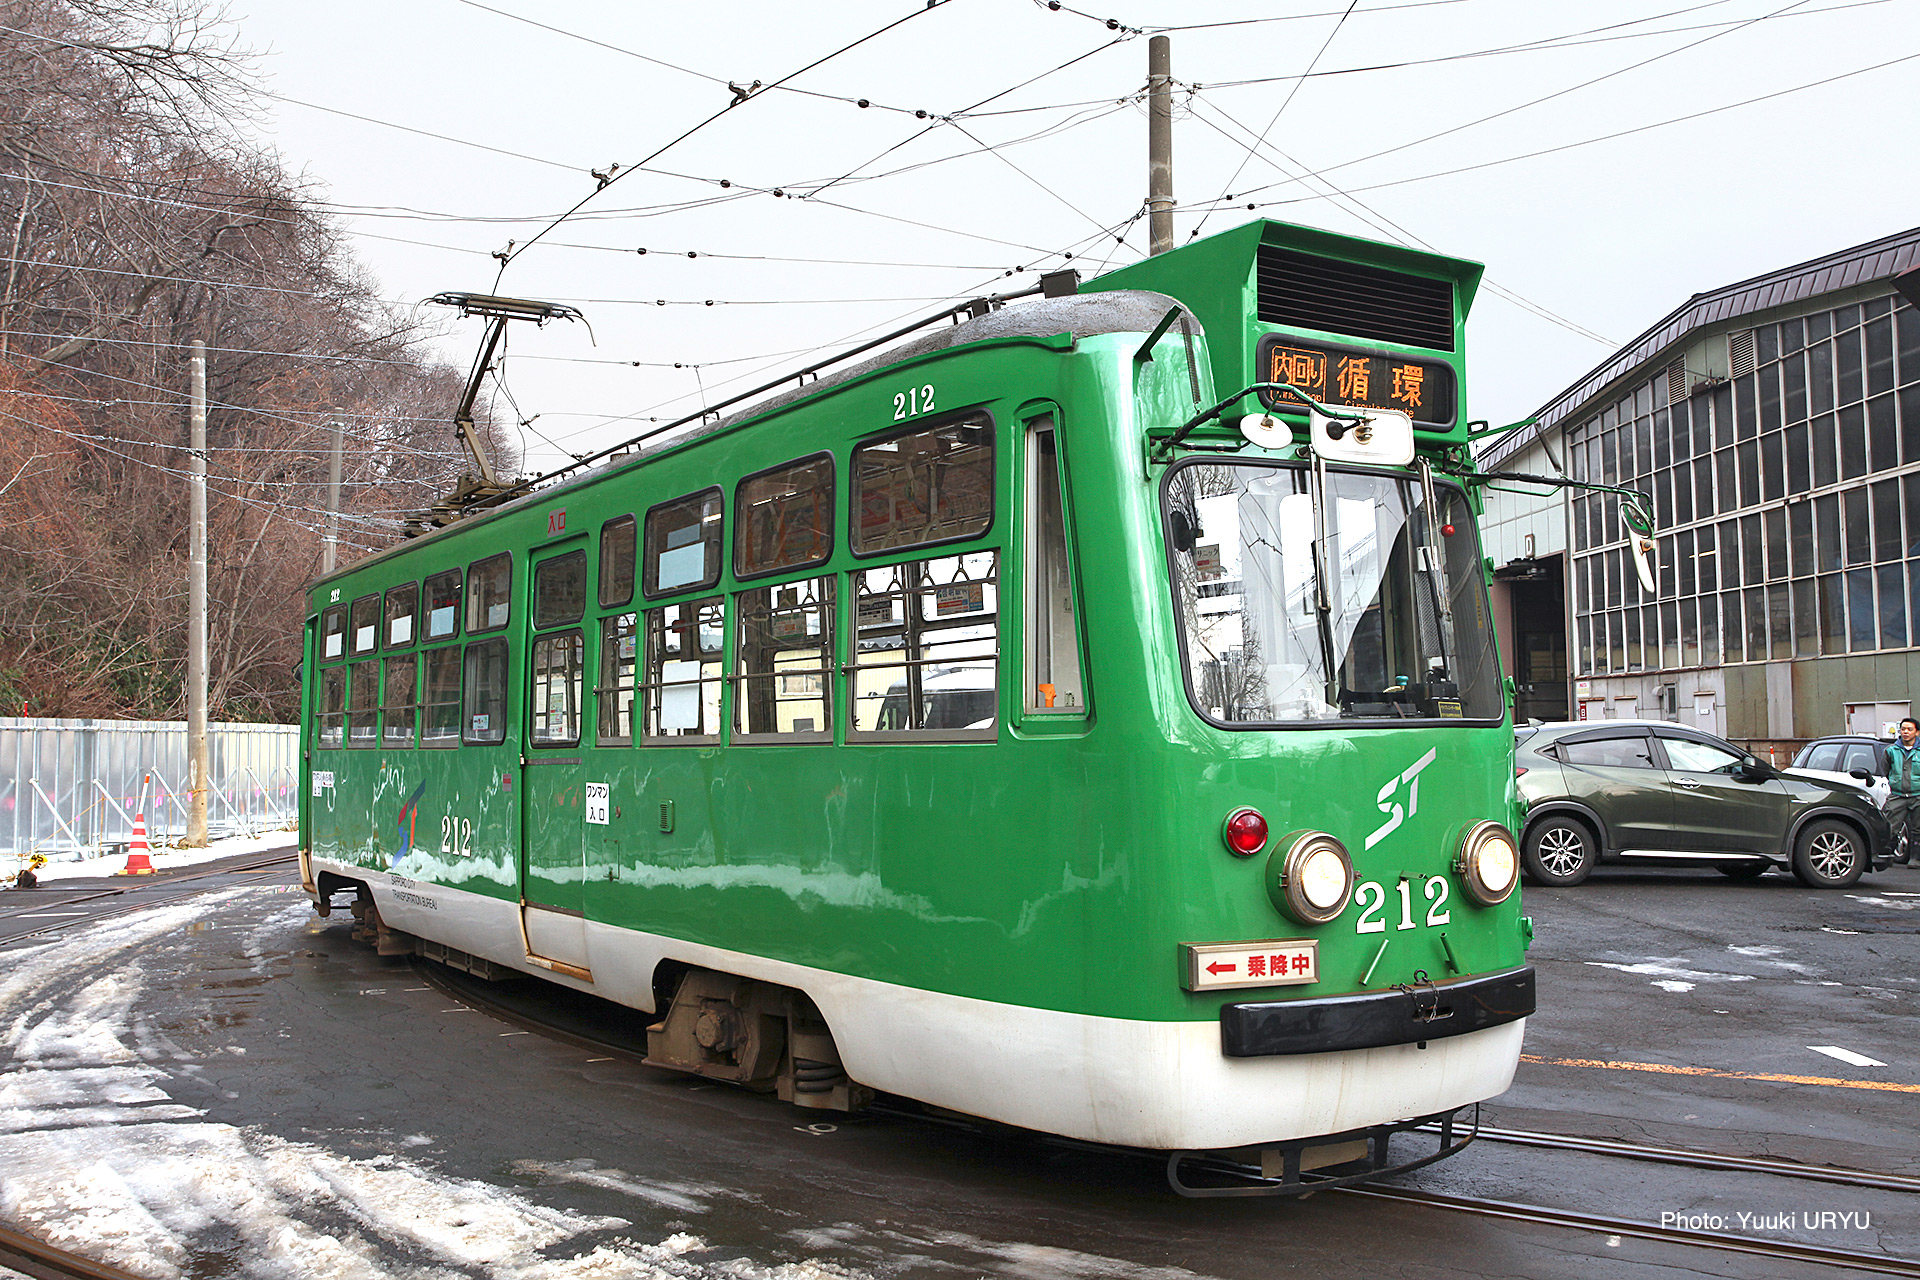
1;854;1916;1278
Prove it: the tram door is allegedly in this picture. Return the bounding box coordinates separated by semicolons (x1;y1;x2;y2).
519;541;593;979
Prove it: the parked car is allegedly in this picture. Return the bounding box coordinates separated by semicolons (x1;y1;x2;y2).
1513;720;1890;889
1789;735;1892;808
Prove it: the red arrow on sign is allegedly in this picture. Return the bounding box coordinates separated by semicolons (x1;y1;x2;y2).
1206;961;1237;975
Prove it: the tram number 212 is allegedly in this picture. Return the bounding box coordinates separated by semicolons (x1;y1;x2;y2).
892;383;935;420
1354;877;1450;932
440;814;474;858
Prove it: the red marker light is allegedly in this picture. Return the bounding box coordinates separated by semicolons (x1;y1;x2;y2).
1223;807;1269;857
1442;522;1456;536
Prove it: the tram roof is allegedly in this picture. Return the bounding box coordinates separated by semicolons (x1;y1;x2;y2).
314;288;1193;590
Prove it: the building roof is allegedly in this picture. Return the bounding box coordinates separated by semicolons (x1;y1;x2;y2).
1481;225;1920;468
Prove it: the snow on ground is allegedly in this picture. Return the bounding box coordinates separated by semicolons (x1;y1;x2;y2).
11;828;297;884
0;885;875;1279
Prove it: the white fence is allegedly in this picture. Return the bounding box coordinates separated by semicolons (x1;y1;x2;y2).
0;717;299;861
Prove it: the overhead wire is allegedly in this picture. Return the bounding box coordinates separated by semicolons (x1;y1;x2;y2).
1188;0;1358;242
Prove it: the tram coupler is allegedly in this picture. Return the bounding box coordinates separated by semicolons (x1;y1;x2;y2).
1165;1104;1479;1198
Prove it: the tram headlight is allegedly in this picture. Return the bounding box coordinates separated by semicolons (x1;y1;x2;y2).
1456;820;1519;906
1266;830;1354;926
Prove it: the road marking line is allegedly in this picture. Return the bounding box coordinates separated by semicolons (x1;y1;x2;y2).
499;1031;528;1037
9;913;89;918
440;1008;471;1013
1808;1045;1887;1068
1521;1053;1920;1094
586;1057;611;1062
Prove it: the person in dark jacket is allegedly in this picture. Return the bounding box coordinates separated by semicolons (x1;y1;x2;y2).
1886;718;1920;865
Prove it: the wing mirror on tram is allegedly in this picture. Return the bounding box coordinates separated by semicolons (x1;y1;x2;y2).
1622;497;1658;595
1168;508;1199;553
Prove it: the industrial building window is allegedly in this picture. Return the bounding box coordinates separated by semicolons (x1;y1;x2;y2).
348;661;379;747
385;583;418;649
317;667;344;748
644;490;723;599
383;655;416;746
600;516;636;607
643;597;723;740
848;551;998;738
350;595;379;655
852;415;994;555
733;576;833;739
422;647;461;746
467;554;512;633
424;570;462;640
596;612;637;744
736;454;833;578
462;638;509;744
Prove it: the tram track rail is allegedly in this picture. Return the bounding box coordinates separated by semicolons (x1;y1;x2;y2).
1421;1121;1920;1194
418;955;1920;1272
1342;1184;1920;1277
0;851;297;946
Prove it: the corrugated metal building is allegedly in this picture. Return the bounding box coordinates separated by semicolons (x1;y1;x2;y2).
1479;227;1920;742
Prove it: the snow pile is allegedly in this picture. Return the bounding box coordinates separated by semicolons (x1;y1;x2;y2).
12;830;297;885
0;888;873;1279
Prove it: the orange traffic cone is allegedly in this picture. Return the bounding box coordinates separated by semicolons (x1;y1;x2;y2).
121;813;155;875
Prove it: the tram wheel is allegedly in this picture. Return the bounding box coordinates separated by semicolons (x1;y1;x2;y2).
1521;815;1596;886
1790;820;1866;889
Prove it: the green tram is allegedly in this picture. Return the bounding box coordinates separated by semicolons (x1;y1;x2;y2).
299;219;1533;1194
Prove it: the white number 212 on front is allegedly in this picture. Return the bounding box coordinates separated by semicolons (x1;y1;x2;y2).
1353;876;1451;932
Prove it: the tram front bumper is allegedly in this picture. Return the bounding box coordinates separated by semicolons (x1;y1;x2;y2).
1219;966;1534;1057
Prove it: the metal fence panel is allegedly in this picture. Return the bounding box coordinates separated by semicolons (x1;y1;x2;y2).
0;718;299;860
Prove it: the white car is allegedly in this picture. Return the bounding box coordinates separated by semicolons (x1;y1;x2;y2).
1786;737;1893;809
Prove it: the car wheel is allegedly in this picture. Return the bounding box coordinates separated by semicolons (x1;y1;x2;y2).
1523;815;1597;886
1790;820;1866;889
1716;861;1770;881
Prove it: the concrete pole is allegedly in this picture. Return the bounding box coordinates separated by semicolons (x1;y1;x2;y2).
186;340;209;847
1147;34;1174;256
322;419;342;575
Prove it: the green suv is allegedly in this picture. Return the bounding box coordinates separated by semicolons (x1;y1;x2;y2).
1514;721;1890;889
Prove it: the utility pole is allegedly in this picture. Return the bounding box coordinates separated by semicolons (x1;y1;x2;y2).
322;419;342;575
1147;34;1174;256
186;340;209;847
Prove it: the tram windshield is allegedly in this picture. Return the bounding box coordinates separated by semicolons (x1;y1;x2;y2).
1165;461;1499;725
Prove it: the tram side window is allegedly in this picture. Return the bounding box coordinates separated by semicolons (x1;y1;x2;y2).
424;569;462;640
463;638;509;744
350;594;380;656
735;576;834;739
321;605;346;661
467;554;512;634
422;647;462;746
530;631;584;746
849;551;997;738
852;415;993;555
600;515;636;608
535;550;586;628
643;489;723;598
317;667;345;748
383;654;417;746
596;612;638;744
1024;419;1085;714
737;454;833;578
385;583;418;648
347;660;379;747
643;597;724;740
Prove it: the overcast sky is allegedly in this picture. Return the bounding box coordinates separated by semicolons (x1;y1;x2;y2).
227;0;1919;475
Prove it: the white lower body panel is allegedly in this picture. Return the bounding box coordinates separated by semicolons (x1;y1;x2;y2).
313;858;1524;1151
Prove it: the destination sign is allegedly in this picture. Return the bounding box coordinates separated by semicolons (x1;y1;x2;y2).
1255;335;1455;426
